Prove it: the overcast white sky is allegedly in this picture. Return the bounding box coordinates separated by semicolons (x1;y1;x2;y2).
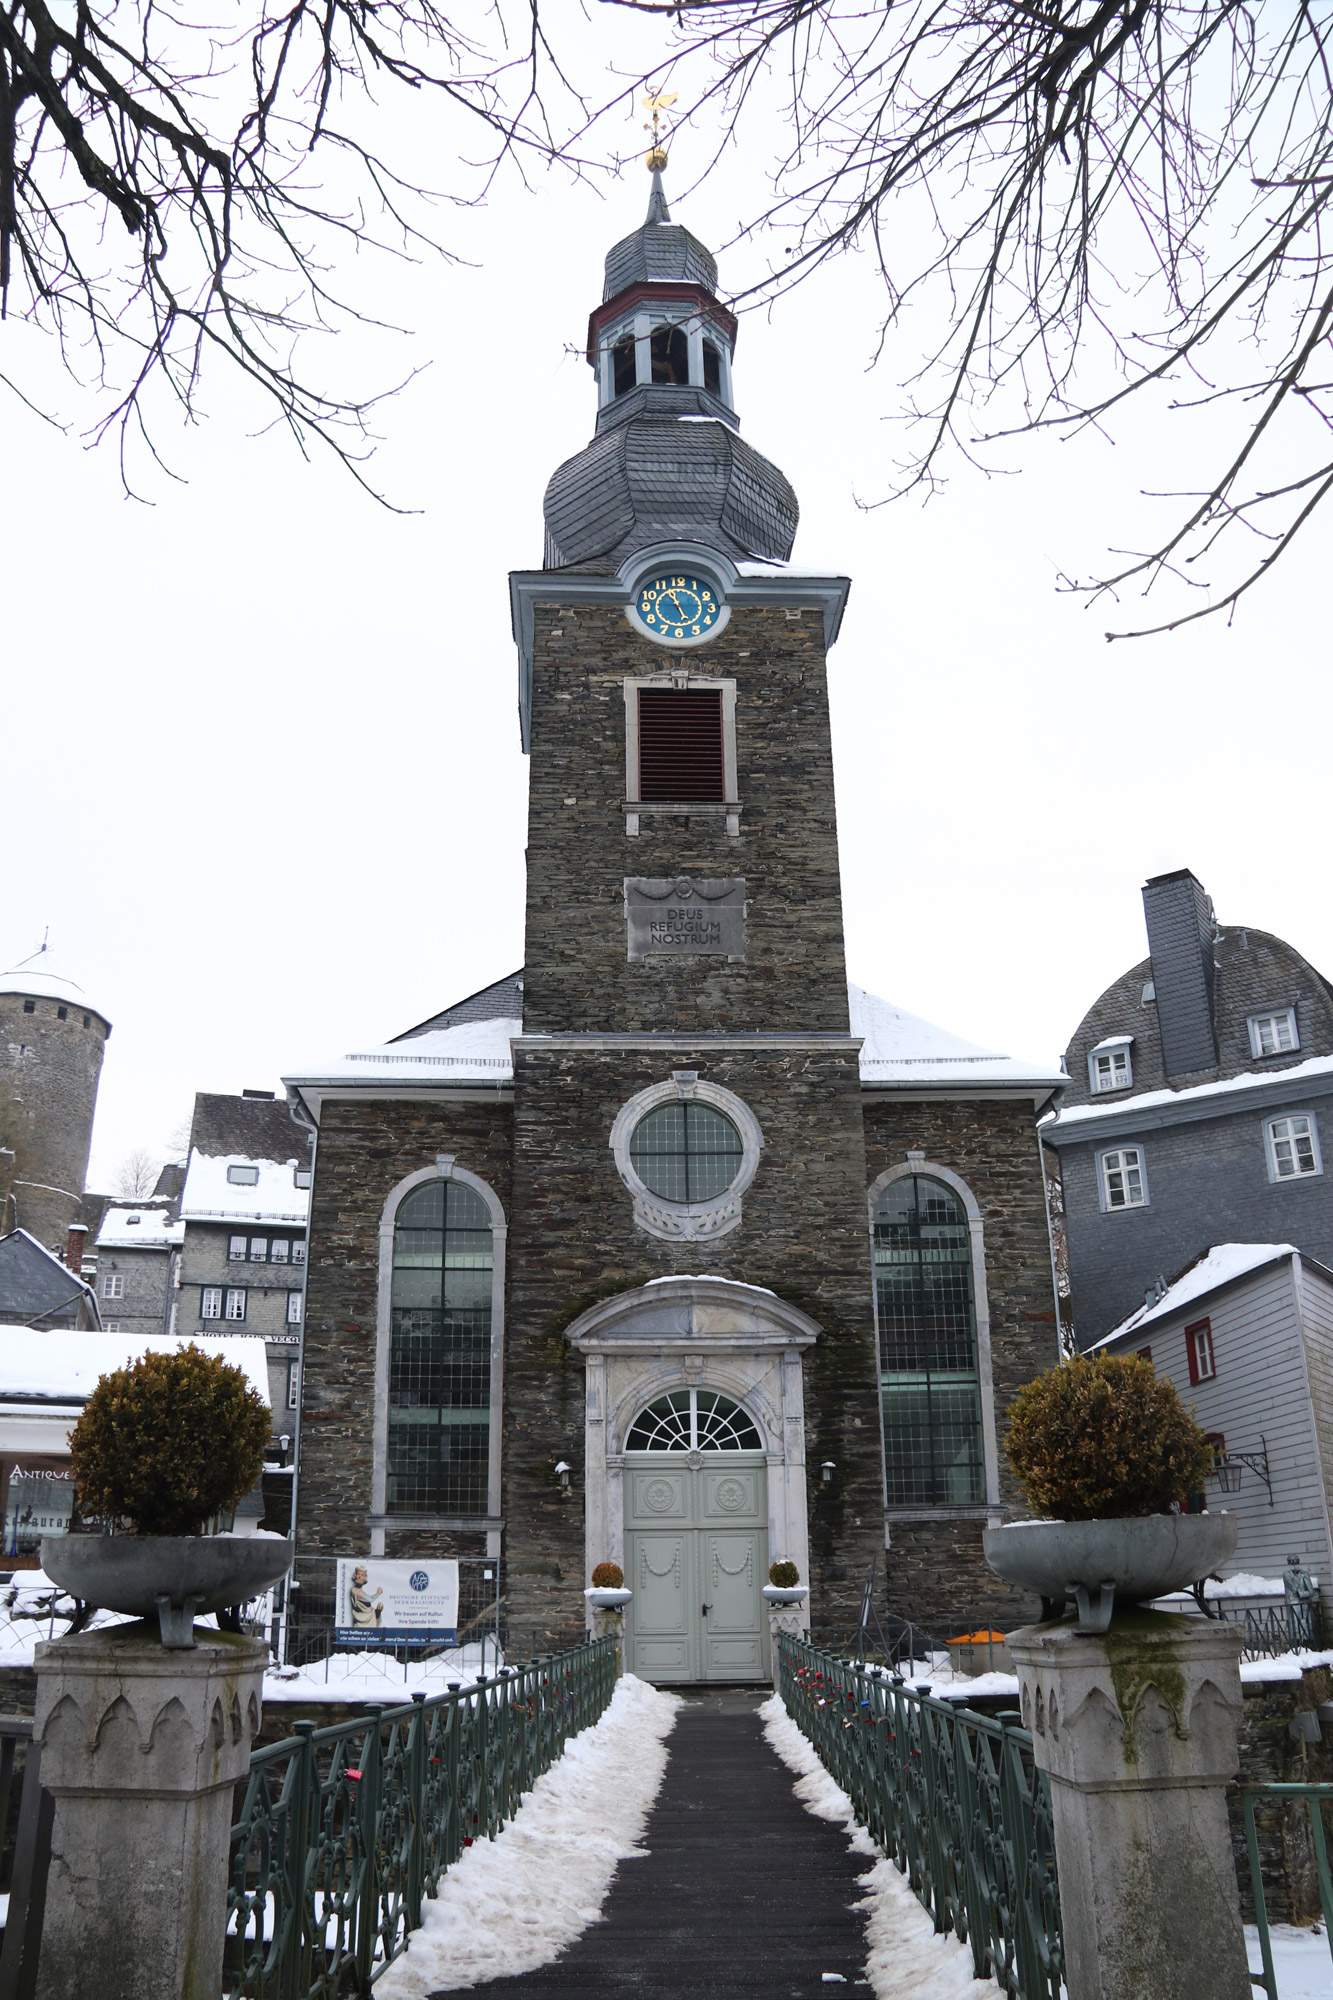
2;8;1328;1191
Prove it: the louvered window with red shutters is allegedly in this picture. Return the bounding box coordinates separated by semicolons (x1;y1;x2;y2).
637;688;725;801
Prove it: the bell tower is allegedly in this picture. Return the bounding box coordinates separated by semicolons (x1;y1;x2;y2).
511;164;853;1036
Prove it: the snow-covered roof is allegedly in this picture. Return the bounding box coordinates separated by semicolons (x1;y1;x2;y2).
1095;1245;1302;1345
1046;1051;1333;1137
95;1207;184;1250
850;985;1067;1099
0;944;107;1022
0;1330;270;1406
179;1151;310;1227
1090;1034;1134;1050
285;986;1067;1119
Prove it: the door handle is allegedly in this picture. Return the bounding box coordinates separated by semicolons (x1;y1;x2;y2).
701;1604;710;1616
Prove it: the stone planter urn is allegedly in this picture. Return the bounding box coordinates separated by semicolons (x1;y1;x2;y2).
988;1514;1251;2000
762;1582;808;1683
762;1584;808;1608
43;1533;294;1648
584;1586;632;1675
983;1512;1236;1631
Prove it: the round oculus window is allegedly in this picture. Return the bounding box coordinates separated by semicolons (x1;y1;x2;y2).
628;1100;743;1204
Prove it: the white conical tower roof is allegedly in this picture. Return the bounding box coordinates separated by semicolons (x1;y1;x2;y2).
0;938;110;1025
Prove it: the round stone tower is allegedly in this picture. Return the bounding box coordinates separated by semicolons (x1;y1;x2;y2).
0;943;112;1252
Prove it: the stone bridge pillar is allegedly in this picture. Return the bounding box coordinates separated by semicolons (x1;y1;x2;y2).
32;1622;267;2000
1008;1614;1252;2000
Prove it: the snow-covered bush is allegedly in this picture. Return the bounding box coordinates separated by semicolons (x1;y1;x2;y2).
768;1560;800;1587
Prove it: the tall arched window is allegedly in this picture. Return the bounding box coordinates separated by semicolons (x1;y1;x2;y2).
874;1174;984;1506
388;1180;493;1515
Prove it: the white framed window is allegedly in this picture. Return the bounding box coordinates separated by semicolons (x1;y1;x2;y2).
294;1168;312;1189
286;1290;303;1326
1249;1009;1299;1058
286;1361;300;1410
224;1287;247;1321
201;1286;223;1319
249;1237;268;1262
226;1164;259;1186
1266;1114;1322;1181
103;1321;123;1335
103;1273;124;1299
622;675;739;835
610;1072;763;1242
1101;1146;1147;1210
292;1240;306;1265
228;1234;247;1261
270;1239;289;1264
1089;1040;1133;1093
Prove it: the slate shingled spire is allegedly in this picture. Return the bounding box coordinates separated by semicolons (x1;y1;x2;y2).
542;166;798;572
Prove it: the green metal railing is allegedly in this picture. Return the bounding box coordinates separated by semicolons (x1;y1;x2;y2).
1243;1783;1333;1997
225;1638;617;1999
777;1634;1063;2000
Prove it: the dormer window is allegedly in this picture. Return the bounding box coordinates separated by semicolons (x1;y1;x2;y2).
1089;1037;1134;1093
1248;1009;1299;1059
227;1164;259;1186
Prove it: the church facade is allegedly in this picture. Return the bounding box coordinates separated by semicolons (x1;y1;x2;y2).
285;181;1066;1676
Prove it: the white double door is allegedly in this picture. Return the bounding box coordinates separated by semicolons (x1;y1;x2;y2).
623;1453;768;1683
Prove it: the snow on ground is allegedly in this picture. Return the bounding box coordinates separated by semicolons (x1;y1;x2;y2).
761;1695;998;2000
376;1673;679;1995
1251;1927;1333;1998
262;1644;496;1703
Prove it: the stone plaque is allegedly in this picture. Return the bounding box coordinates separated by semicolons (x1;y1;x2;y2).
625;876;746;960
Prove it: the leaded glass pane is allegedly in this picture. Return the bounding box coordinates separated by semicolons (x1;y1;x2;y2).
624;1388;762;1452
387;1179;493;1515
875;1175;984;1506
630;1101;743;1203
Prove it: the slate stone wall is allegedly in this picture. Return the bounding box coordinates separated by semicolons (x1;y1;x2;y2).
504;1044;881;1638
862;1095;1061;1631
521;601;851;1035
293;1098;513;1562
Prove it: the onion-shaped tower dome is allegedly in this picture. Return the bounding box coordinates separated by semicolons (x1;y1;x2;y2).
542;170;798;572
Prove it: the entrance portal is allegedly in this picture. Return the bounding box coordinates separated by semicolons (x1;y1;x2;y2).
623;1390;768;1683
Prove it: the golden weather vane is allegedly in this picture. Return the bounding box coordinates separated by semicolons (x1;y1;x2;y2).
642;89;677;172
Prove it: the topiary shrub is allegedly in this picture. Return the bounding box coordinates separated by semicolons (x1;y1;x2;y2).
768;1560;800;1587
1005;1353;1213;1521
70;1345;271;1537
591;1562;624;1589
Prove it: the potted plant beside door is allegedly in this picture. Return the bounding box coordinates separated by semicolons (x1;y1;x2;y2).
584;1560;633;1611
41;1345;293;1648
762;1560;808;1608
983;1353;1230;1630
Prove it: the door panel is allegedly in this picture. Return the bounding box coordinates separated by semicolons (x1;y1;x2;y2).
624;1454;767;1683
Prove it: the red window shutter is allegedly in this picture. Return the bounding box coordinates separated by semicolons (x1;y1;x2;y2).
1185;1318;1210;1386
1136;1346;1152;1364
637;689;725;801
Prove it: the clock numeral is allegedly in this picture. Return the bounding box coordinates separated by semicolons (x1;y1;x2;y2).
701;591;712;602
692;626;701;636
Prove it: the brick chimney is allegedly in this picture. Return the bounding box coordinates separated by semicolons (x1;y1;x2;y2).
1141;869;1219;1079
66;1222;88;1275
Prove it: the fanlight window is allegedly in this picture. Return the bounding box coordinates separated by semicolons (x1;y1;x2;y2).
874;1174;984;1507
388;1180;493;1516
629;1101;743;1204
625;1389;761;1453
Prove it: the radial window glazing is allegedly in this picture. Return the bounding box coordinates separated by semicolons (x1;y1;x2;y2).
629;1101;743;1203
388;1180;493;1516
874;1174;984;1507
625;1388;762;1452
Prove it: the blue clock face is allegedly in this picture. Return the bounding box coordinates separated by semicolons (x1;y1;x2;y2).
636;573;722;641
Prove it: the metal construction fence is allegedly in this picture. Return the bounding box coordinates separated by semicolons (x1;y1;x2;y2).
776;1634;1064;2000
225;1635;618;1999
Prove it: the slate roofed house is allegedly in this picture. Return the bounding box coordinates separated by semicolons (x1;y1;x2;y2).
1042;868;1333;1346
281;163;1071;1678
0;1229;100;1333
93;1200;184;1340
176;1088;312;1439
1093;1244;1333;1623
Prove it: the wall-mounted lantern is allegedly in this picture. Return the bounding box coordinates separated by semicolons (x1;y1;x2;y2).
820;1460;836;1487
555;1460;572;1495
278;1433;291;1469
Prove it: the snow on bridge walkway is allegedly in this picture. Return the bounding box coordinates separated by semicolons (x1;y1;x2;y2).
417;1687;874;1998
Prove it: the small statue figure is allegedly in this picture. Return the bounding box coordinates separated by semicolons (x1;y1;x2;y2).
1284;1553;1319;1604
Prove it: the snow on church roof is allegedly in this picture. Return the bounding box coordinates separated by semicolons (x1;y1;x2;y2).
284;986;1065;1120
